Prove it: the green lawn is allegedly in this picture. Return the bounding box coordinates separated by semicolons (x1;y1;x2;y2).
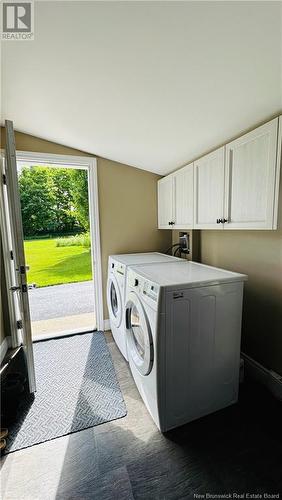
24;238;92;288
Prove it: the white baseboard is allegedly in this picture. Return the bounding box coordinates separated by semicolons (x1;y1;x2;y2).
103;319;111;331
0;335;11;364
241;352;282;401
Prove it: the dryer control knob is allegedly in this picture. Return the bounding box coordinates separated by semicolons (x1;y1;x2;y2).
134;279;139;287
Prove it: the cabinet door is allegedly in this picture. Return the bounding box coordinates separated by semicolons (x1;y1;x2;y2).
194;147;225;229
174;163;194;229
224;118;278;229
158;175;174;229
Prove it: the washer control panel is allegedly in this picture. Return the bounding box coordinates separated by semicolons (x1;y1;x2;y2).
116;263;125;276
142;281;159;301
128;270;159;302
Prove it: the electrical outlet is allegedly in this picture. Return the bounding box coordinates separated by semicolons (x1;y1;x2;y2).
179;232;189;253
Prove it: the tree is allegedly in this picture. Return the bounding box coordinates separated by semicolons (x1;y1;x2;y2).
48;168;77;232
70;169;89;231
19;167;56;236
19;166;90;237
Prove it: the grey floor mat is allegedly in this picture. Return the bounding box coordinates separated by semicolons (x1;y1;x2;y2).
5;331;127;453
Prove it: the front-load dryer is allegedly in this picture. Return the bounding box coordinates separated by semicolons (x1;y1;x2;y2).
107;252;181;361
125;261;247;431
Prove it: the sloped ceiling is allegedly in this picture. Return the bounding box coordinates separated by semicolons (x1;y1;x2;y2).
2;1;281;174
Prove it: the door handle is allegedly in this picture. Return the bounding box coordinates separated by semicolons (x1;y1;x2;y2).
10;286;20;292
126;309;130;330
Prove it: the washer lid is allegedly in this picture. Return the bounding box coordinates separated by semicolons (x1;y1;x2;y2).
107;274;122;328
129;261;247;288
126;291;153;376
109;252;180;265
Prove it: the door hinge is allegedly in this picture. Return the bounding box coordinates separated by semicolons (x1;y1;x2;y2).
16;319;23;330
19;265;30;274
11;284;28;293
10;250;14;260
2;174;7;185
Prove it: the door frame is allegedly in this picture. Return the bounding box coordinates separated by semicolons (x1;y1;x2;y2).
1;150;104;341
0;154;21;348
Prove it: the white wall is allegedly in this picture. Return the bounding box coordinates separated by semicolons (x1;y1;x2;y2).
2;1;281;173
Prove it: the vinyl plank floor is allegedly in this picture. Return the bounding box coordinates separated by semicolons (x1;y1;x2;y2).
1;331;282;500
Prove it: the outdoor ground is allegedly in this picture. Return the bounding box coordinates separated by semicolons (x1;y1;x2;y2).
29;281;95;321
29;281;96;337
24;238;92;287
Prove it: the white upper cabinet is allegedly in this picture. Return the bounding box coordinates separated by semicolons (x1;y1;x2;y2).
224;118;279;229
174;163;194;229
157;116;281;231
158;175;174;229
194;147;225;229
158;163;194;229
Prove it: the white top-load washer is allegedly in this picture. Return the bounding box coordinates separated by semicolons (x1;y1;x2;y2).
107;252;181;360
125;260;247;432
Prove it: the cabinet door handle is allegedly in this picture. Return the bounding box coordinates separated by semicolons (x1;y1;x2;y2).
223;218;228;223
216;218;221;224
171;221;175;225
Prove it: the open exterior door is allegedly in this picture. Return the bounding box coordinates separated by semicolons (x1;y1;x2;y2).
1;120;36;393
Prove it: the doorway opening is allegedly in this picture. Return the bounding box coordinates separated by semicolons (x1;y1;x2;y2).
16;152;103;342
1;123;102;393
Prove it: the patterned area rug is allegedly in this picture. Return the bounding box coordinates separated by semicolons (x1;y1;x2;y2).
5;332;127;454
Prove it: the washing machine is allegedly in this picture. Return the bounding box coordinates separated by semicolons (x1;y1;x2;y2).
125;260;247;431
107;252;181;360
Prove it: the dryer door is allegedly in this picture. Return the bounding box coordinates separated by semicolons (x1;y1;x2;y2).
107;274;122;328
126;292;153;376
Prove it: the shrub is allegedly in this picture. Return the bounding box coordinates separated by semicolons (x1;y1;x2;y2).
55;233;91;248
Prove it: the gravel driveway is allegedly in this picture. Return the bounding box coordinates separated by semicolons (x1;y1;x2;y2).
28;281;95;321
